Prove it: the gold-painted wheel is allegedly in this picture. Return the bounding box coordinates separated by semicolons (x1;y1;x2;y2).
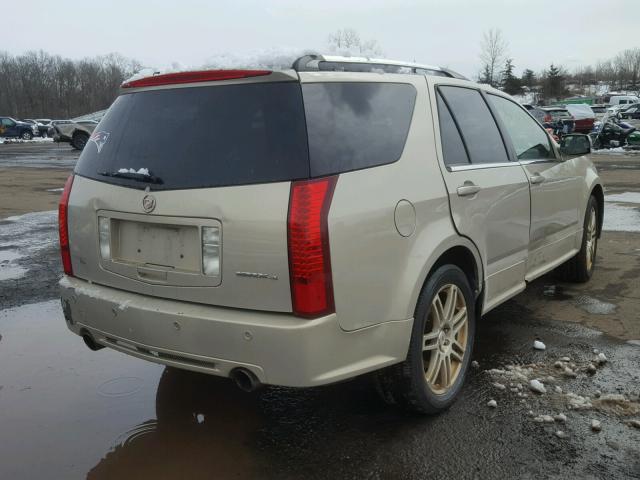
422;284;468;395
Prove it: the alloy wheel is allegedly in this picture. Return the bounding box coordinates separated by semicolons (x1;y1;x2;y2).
586;206;597;271
422;284;468;395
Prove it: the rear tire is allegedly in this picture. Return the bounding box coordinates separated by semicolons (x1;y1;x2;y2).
558;195;599;283
71;131;89;150
375;265;476;414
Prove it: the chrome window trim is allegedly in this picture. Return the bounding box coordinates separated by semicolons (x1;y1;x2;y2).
518;159;559;166
447;162;517;172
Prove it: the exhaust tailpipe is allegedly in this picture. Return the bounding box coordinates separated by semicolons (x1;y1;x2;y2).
81;331;105;351
230;368;261;392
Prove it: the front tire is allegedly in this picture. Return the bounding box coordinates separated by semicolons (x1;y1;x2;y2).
559;195;599;282
21;131;33;140
375;265;476;414
71;131;89;150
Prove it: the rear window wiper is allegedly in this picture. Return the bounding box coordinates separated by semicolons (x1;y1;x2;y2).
98;170;163;184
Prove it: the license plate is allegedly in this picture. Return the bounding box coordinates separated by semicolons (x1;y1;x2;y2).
113;220;199;272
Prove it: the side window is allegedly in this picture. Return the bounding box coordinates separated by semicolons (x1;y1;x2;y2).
436;93;469;166
438;86;509;164
487;94;553;161
302;82;417;177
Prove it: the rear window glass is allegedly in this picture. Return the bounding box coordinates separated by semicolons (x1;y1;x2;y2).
75;82;310;190
302;82;416;176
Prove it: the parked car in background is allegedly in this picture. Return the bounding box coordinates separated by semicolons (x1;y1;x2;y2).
591;104;609;120
618;104;640;120
52;120;98;150
523;104;546;124
47;120;74;138
0;116;38;140
22;119;50;137
541;107;575;134
608;95;639;106
59;56;603;414
565;104;595;134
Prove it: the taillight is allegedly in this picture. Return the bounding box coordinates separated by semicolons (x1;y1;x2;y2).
121;69;271;88
287;176;338;318
58;174;74;276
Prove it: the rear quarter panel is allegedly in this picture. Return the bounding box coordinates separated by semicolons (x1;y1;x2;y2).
308;73;472;331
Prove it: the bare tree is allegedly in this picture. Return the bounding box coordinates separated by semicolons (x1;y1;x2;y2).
479;28;508;87
327;28;383;56
0;50;140;118
615;48;640;89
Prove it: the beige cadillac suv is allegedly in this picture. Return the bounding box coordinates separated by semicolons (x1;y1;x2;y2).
58;55;603;413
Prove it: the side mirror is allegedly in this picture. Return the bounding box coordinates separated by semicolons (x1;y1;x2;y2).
560;134;591;156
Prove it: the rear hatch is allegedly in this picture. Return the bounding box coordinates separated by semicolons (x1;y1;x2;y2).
68;72;308;312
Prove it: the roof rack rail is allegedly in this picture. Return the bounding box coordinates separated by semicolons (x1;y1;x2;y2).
292;54;468;80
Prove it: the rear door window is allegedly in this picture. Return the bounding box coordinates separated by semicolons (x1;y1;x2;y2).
75;82;310;190
487;94;553;161
302;82;417;176
438;86;510;164
435;92;470;166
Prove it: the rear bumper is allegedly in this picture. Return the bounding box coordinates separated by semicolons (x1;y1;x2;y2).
60;276;412;387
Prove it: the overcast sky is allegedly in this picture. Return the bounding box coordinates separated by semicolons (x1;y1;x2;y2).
5;0;638;78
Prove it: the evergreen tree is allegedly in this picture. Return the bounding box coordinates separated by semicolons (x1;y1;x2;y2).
478;64;492;85
521;69;536;89
500;59;523;95
544;64;565;99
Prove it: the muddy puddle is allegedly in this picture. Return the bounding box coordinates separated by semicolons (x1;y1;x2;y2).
1;299;639;479
542;284;618;316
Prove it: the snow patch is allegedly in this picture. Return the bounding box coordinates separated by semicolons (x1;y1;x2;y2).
554;413;567;423
606;192;640;204
118;168;150;176
603;203;640;233
530;379;547;394
123;47;319;84
592;147;626;154
566;392;593;410
0;264;27;281
533;414;554;423
0;211;58;280
533;340;546;351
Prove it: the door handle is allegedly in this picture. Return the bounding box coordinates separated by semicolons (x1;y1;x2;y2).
456;183;481;197
530;174;545;185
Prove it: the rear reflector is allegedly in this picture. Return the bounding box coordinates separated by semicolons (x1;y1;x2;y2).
98;216;111;260
58;175;74;276
121;70;272;88
201;226;221;277
287;176;338;318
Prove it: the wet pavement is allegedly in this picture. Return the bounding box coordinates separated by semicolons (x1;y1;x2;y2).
0;211;60;308
1;299;639;479
0;141;79;169
1;144;639;479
